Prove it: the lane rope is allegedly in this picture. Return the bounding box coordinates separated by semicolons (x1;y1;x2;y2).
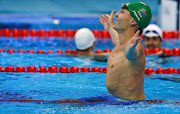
1;29;111;38
0;66;180;74
0;66;107;73
0;48;180;56
0;29;179;38
0;99;179;105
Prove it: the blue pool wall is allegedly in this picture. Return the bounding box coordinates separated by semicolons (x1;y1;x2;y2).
0;0;160;29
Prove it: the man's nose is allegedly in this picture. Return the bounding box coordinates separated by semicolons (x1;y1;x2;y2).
115;12;119;17
148;39;154;44
148;38;153;44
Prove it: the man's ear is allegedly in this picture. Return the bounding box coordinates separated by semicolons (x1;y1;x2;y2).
131;18;137;26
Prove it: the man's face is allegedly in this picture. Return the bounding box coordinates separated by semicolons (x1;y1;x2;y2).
143;36;162;49
113;7;132;31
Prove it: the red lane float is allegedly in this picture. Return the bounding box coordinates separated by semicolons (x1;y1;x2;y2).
3;29;11;37
165;68;176;74
177;68;180;74
70;66;79;73
144;68;154;75
0;66;4;72
20;29;28;37
48;66;58;73
64;49;77;54
81;67;90;72
48;29;55;37
171;48;180;56
73;50;78;54
30;29;38;37
7;49;16;54
36;50;45;54
0;29;179;38
144;48;151;55
92;29;99;37
65;49;74;54
37;66;47;73
59;66;69;73
103;49;112;53
64;29;74;37
16;66;26;72
47;49;53;53
0;49;5;52
56;29;64;37
172;30;179;38
163;48;171;56
55;49;63;53
39;29;46;37
26;50;35;53
102;67;107;73
163;31;170;38
27;66;37;72
5;66;15;72
95;49;102;53
12;29;20;37
18;49;25;53
91;67;101;72
100;30;110;38
151;48;162;54
155;68;164;74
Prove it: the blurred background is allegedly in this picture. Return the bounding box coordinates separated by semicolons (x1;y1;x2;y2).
0;0;179;31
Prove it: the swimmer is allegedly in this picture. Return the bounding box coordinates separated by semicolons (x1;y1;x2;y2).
74;28;96;56
143;24;162;50
72;28;109;61
100;1;152;100
143;24;163;54
143;24;170;58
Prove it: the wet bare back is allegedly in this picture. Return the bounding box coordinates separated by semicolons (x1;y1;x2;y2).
106;41;145;100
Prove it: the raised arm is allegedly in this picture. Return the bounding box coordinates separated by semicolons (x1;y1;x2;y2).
100;10;119;45
125;30;143;60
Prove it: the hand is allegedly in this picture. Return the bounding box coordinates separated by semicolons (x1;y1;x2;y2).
99;10;115;31
128;30;140;50
125;30;141;60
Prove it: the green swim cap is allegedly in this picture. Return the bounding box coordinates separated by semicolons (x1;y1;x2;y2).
126;1;152;29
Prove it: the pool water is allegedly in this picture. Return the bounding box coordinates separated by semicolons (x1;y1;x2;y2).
0;37;180;113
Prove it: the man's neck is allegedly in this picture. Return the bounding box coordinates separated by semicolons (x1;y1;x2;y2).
116;28;136;45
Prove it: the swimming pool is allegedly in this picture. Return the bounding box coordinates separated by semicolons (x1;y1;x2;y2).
0;34;180;113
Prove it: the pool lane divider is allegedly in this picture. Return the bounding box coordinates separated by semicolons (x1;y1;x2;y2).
1;48;180;56
0;99;180;105
0;99;91;104
0;66;180;74
0;29;179;38
0;66;107;73
1;29;111;38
